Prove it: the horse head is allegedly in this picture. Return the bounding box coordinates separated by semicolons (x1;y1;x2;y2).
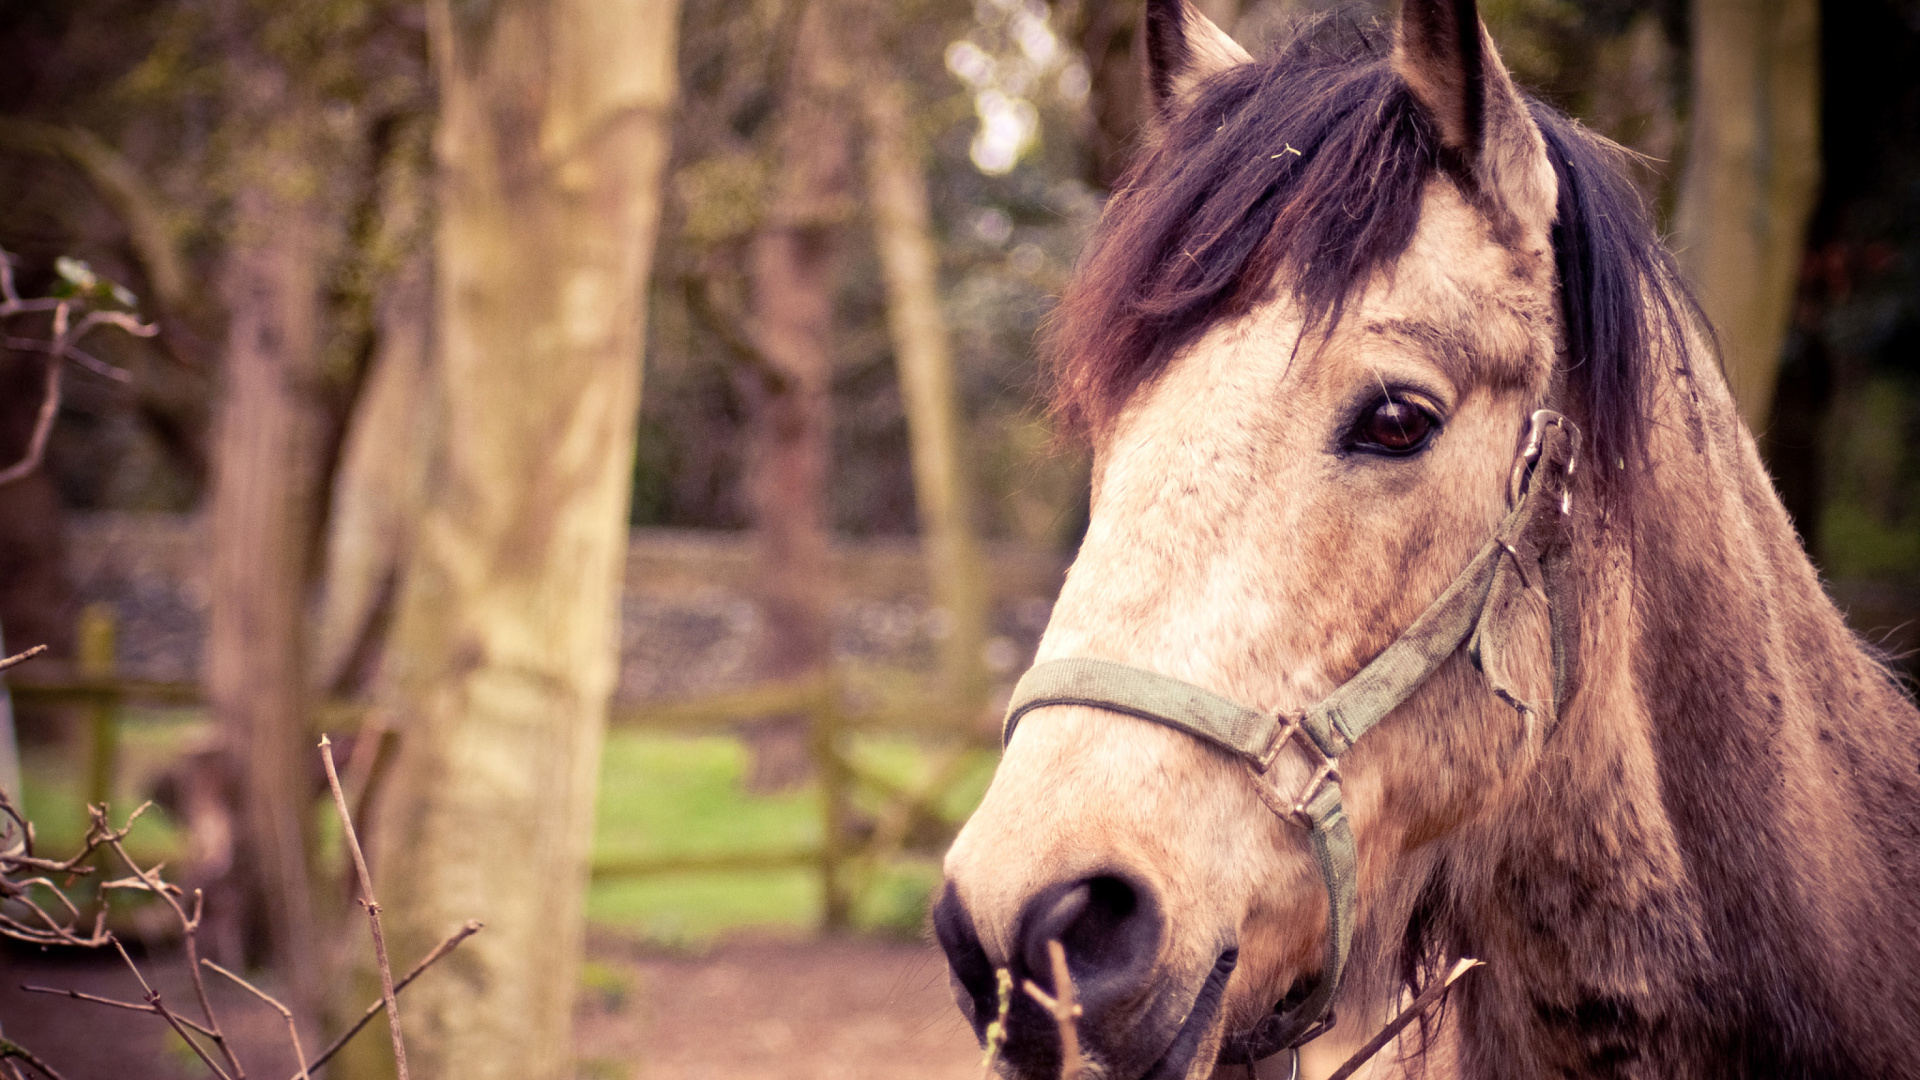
935;0;1697;1075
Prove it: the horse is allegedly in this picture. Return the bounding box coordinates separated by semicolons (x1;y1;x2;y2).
931;1;1920;1077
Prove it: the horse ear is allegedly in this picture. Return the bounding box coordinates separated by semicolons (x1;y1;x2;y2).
1145;0;1252;120
1395;0;1485;157
1395;0;1555;229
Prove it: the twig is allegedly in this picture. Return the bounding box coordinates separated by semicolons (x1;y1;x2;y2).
0;246;157;488
298;920;483;1078
321;735;408;1080
979;967;1012;1079
97;807;243;1077
19;985;220;1039
1;339;132;382
0;351;62;488
1020;940;1083;1080
201;961;310;1080
0;1037;71;1080
0;644;46;673
111;937;231;1080
1325;957;1484;1080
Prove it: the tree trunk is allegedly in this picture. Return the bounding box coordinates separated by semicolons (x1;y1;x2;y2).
1060;0;1147;190
353;0;677;1073
740;0;852;793
1673;0;1821;431
313;247;433;699
206;73;330;998
861;75;989;703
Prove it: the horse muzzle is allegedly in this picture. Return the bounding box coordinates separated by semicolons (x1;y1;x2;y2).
933;875;1243;1080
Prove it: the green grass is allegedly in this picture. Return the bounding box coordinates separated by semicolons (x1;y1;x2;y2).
15;707;192;865
587;731;993;944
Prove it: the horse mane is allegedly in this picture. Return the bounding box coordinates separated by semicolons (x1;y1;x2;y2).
1042;19;1699;494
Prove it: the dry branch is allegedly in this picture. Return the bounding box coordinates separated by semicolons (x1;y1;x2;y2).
299;919;483;1077
1325;957;1484;1080
3;664;478;1076
320;734;408;1079
18;985;220;1041
202;960;309;1080
96;808;242;1077
1020;940;1083;1080
0;645;47;673
0;247;158;488
0;1037;71;1080
111;938;232;1080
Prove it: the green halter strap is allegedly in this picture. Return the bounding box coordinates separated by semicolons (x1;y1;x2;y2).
1000;410;1581;1057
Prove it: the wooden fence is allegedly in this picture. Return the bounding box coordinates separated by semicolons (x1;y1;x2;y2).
8;605;1000;931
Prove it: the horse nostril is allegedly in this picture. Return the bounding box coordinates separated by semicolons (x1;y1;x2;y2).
1018;874;1160;1014
932;882;998;1032
1022;881;1092;977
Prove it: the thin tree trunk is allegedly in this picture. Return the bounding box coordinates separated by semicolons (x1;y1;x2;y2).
207;74;329;1001
1674;0;1821;431
740;0;852;792
353;0;677;1072
1059;0;1147;190
313;247;433;698
861;76;989;703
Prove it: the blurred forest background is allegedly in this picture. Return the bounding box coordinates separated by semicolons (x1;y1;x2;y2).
0;0;1917;1075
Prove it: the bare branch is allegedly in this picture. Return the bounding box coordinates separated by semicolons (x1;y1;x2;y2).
321;735;408;1079
0;644;47;673
98;809;243;1077
111;938;232;1080
0;352;63;488
299;920;483;1078
1019;940;1082;1080
1325;957;1484;1080
70;309;157;342
201;961;309;1080
0;1037;73;1080
19;985;219;1040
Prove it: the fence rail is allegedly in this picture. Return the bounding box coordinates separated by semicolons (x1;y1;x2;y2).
5;606;997;930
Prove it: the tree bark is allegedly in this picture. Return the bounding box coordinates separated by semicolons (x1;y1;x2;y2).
861;75;989;702
313;248;432;699
1674;0;1821;431
353;0;677;1073
206;69;330;999
739;0;852;792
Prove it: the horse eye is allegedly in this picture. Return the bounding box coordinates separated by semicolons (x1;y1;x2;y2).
1351;396;1436;454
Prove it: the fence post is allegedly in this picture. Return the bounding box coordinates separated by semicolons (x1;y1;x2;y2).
814;670;854;931
78;603;118;812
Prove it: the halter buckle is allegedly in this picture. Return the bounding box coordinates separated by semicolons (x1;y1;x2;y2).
1508;409;1579;511
1255;712;1342;828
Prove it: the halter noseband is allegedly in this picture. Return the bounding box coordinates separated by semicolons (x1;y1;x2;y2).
1000;409;1581;1060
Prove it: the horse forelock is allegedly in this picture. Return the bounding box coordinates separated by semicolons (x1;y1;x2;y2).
1044;17;1698;506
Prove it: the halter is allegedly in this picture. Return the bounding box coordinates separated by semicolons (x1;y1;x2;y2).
1000;409;1581;1061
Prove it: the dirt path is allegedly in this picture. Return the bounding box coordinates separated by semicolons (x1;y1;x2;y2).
3;935;982;1079
580;935;983;1080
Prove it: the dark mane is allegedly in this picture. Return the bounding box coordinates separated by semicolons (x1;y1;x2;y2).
1043;19;1698;489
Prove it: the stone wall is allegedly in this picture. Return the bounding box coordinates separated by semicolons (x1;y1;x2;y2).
62;514;1068;701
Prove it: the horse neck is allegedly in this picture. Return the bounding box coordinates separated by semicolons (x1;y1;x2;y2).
1450;344;1920;1077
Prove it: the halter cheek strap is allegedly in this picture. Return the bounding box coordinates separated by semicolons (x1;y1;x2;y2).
999;409;1581;1058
